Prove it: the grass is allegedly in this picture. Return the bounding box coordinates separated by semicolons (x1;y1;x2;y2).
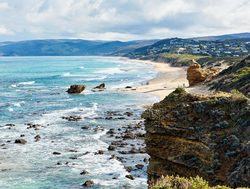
158;53;210;66
152;176;249;189
232;67;250;82
160;53;209;61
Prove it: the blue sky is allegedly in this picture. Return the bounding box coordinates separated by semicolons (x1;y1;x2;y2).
0;0;249;41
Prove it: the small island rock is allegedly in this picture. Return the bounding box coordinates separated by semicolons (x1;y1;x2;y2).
67;85;85;94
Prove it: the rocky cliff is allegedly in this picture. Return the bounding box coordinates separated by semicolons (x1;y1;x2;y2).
142;88;250;188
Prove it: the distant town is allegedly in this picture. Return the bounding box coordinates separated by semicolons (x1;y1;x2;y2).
130;38;250;58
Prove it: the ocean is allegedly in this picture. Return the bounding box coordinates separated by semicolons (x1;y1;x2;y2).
0;56;158;189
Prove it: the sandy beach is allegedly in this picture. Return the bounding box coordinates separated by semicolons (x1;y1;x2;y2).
120;58;211;100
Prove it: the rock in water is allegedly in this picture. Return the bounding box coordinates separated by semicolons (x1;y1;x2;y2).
66;85;85;94
142;88;250;188
92;83;105;91
14;139;27;144
82;180;94;187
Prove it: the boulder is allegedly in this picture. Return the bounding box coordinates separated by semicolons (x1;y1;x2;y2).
66;85;85;94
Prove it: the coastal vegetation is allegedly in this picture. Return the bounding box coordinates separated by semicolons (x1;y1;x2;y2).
210;55;250;97
152;176;250;189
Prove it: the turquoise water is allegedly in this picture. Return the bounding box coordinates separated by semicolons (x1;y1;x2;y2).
0;56;158;189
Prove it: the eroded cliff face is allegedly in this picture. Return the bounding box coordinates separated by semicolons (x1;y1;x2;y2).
142;88;250;188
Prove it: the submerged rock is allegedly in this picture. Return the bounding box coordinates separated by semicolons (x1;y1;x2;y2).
80;170;89;175
92;83;105;91
82;180;94;187
66;85;85;94
125;175;134;180
142;88;250;188
62;115;82;121
52;152;61;155
14;139;27;144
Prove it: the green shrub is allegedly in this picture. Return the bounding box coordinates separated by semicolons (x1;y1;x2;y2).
152;175;247;189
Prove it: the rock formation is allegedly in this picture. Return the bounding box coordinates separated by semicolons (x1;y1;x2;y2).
66;85;85;94
187;60;218;86
142;88;250;188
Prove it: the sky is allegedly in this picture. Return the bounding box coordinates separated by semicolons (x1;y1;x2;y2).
0;0;249;41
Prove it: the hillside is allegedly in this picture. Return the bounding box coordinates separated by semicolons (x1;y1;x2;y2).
0;32;250;57
0;39;157;56
126;36;250;59
192;32;250;41
210;55;250;97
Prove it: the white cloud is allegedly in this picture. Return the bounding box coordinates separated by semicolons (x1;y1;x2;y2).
0;25;14;35
0;0;249;41
0;2;10;11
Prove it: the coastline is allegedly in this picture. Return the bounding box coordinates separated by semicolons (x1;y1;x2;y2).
119;57;211;100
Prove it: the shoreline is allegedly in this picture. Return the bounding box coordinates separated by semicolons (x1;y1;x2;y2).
119;57;211;100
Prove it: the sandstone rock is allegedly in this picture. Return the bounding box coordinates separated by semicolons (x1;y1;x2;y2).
66;85;85;94
187;61;207;86
186;60;219;86
142;88;250;188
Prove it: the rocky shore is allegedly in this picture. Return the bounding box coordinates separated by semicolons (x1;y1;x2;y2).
0;105;151;188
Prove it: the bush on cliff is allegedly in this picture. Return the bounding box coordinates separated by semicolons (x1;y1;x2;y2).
152;176;249;189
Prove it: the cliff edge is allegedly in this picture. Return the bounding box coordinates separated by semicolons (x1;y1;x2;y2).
142;88;250;188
